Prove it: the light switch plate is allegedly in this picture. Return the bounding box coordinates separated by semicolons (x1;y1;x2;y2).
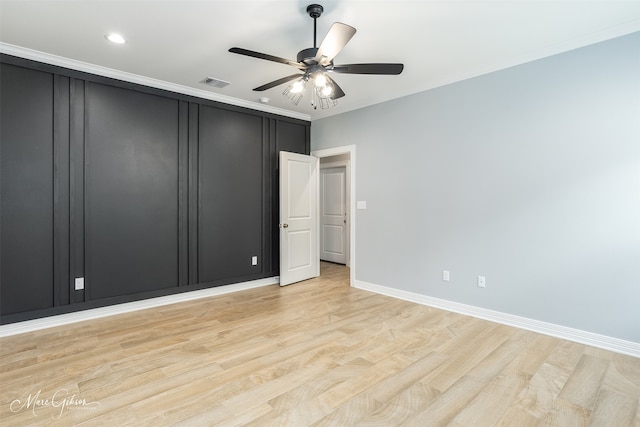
357;201;367;210
74;277;85;290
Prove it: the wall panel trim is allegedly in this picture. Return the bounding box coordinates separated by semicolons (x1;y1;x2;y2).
188;103;199;285
53;74;71;307
178;101;189;286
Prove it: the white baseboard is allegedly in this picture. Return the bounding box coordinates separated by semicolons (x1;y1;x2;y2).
0;276;279;338
4;276;638;357
354;280;640;358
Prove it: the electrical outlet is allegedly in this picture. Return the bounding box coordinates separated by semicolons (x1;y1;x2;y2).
478;275;486;288
251;256;258;266
74;277;84;290
442;270;450;282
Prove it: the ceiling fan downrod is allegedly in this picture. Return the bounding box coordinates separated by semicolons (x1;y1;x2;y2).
306;4;324;48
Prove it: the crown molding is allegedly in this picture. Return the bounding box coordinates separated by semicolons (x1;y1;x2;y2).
0;43;311;122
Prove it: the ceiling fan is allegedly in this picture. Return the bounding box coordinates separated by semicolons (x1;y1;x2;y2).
229;4;404;109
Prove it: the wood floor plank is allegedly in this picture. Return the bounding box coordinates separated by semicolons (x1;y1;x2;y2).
427;324;515;392
450;331;535;426
587;387;637;426
557;354;610;409
355;381;440;426
602;353;640;399
543;397;591;426
310;392;381;427
451;369;529;426
500;361;570;423
368;351;450;403
403;375;486;426
0;261;638;426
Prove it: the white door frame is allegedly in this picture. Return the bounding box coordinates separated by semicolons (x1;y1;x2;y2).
311;145;356;287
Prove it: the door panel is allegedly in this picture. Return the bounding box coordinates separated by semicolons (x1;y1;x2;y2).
287;230;312;269
323;225;345;254
320;166;347;264
279;151;319;286
288;161;312;218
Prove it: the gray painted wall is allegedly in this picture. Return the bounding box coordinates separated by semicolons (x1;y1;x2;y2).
311;32;640;343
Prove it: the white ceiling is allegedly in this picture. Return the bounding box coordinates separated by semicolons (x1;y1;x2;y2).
1;1;640;121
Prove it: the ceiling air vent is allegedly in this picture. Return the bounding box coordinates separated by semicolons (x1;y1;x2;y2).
202;77;230;88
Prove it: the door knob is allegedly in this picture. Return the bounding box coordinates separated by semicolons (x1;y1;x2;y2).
281;223;289;228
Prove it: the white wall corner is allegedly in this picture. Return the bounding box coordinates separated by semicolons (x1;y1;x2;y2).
353;280;640;358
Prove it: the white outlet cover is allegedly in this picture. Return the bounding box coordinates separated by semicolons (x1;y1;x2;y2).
442;270;450;281
251;256;258;266
478;276;486;288
74;277;85;290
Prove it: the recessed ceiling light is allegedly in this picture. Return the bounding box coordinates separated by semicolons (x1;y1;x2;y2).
105;33;126;44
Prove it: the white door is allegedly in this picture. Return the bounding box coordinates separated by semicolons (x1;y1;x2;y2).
279;151;319;286
320;166;347;264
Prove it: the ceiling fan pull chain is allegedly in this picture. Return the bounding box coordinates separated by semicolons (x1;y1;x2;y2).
311;82;317;109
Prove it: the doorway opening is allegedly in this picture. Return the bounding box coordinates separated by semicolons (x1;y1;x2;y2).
311;145;356;286
319;158;349;266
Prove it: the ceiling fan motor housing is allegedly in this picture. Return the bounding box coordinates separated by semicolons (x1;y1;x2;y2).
297;47;319;64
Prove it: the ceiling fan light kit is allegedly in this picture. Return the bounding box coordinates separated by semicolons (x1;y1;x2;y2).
283;75;307;105
229;3;403;110
283;69;337;109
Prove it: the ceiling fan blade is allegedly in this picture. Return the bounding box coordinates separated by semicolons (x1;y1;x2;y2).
314;23;356;65
326;75;346;99
229;47;302;68
253;74;303;91
332;63;404;75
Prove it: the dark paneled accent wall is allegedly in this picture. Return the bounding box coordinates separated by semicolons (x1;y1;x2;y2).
0;55;309;323
85;83;182;300
198;106;265;283
0;64;55;315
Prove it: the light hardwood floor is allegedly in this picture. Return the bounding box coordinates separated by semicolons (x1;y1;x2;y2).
1;262;638;426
